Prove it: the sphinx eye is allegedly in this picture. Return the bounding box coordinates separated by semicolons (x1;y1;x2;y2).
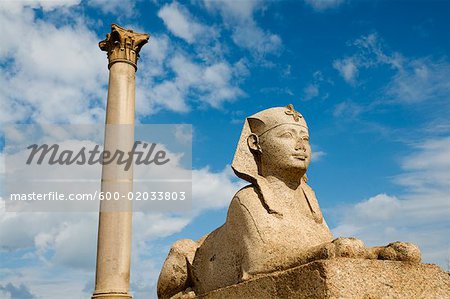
280;131;294;138
302;136;309;141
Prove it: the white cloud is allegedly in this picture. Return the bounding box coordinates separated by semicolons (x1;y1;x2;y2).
139;79;190;114
332;137;450;269
394;137;450;194
333;57;358;84
331;33;450;139
156;3;225;65
138;34;170;78
0;206;96;253
303;84;319;100
36;0;81;11
0;4;107;125
311;150;326;162
333;100;363;118
0;0;82;12
352;33;404;69
174;125;193;144
231;23;282;57
52;219;98;269
134;11;248;115
304;0;345;11
302;71;330;100
332;33;401;85
88;0;136;17
354;194;401;221
333;32;450;107
203;0;259;20
310;142;327;162
0;153;4;174
137;52;244;113
158;2;216;44
0;265;90;299
192;166;246;211
134;213;191;242
0;282;37;299
401;138;450;171
386;58;450;104
201;0;282;58
0;289;11;299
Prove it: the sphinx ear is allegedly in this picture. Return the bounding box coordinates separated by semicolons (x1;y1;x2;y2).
247;134;262;153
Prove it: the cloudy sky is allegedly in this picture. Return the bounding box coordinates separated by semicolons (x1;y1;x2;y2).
1;0;450;298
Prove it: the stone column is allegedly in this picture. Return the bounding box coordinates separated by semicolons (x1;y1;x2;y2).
92;24;149;299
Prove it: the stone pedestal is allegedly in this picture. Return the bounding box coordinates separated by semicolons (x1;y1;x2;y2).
198;259;450;299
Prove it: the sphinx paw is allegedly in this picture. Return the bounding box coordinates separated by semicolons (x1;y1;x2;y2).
157;239;198;299
378;241;421;263
332;237;367;258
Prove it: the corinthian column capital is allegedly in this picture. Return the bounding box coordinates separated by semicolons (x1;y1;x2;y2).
99;24;150;70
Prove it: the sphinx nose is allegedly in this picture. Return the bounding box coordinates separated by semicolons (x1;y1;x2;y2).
295;139;306;151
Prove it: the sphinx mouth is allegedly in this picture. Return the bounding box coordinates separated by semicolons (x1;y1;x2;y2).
292;154;307;160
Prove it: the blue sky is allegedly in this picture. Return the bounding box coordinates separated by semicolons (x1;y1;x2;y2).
1;0;450;298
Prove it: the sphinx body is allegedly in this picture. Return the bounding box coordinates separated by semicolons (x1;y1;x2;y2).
158;181;333;298
157;105;421;299
192;181;333;294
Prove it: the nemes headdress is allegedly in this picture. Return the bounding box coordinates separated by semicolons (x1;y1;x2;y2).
231;104;322;222
247;104;307;136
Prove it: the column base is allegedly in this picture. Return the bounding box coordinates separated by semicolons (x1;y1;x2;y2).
92;291;132;299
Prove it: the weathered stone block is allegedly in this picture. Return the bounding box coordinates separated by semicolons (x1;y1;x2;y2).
198;259;450;299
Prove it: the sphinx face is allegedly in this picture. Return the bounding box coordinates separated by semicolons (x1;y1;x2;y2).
259;124;311;174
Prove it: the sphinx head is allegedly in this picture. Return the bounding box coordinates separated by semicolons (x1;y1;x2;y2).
232;104;311;184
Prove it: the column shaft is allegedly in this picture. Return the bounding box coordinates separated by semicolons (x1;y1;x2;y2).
92;24;149;299
93;63;135;299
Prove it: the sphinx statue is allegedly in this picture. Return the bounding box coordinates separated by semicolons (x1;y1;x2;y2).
157;105;421;299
